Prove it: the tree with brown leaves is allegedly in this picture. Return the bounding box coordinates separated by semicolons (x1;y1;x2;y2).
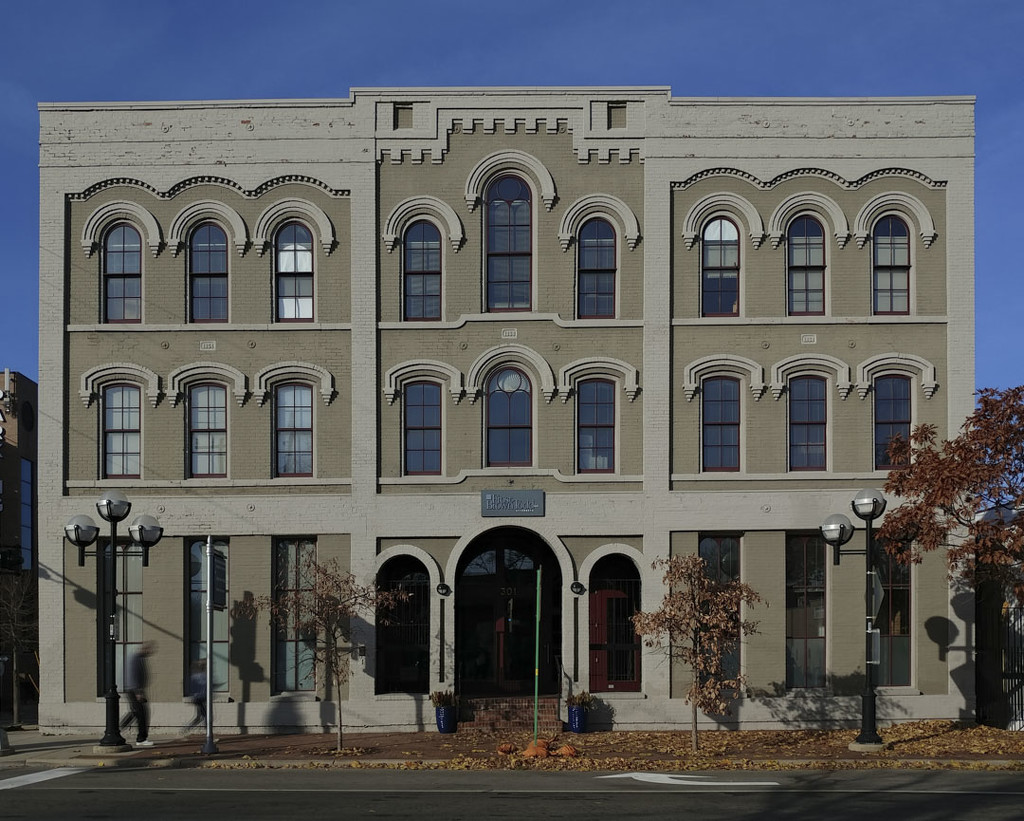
878;386;1024;602
234;553;406;751
632;554;762;751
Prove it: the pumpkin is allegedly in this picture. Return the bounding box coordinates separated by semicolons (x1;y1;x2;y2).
497;742;517;755
522;742;549;758
555;744;579;758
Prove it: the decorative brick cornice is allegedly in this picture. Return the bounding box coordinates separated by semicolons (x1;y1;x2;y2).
673;167;946;191
69;175;349;202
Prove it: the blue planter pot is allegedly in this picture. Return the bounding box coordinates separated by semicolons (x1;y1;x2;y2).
435;705;458;734
567;705;588;733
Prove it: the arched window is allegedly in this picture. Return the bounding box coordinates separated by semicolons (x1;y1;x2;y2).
702;377;739;471
872;216;910;315
404;381;442;475
275;223;314;321
103;384;141;478
189;383;227;477
403;220;442;320
789;376;826;470
577;379;614;473
486;368;531;466
701;218;739;317
589;555;641;692
874;375;911;469
578;218;616;318
787;216;824;316
275;383;313;477
376;556;430;694
486;175;532;311
104;224;142;323
190;223;229;322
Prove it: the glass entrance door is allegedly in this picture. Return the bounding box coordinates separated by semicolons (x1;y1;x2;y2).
456;531;560;695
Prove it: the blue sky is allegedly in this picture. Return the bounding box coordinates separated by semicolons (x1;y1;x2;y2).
3;0;1021;389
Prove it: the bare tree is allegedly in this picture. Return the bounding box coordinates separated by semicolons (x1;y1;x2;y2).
632;555;762;751
235;553;405;751
0;569;37;727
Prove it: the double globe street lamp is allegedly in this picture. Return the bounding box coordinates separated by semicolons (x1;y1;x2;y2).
820;488;887;751
65;491;163;749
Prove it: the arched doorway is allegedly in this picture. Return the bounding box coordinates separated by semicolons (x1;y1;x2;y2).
588;554;641;692
456;528;562;696
375;555;430;695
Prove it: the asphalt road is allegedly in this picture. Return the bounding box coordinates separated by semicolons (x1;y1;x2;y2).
4;767;1024;820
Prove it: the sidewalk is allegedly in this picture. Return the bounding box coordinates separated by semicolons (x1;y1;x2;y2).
4;721;1024;772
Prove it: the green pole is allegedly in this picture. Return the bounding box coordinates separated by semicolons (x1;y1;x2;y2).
534;566;541;743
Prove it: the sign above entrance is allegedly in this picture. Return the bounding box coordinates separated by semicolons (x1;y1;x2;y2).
481;490;545;517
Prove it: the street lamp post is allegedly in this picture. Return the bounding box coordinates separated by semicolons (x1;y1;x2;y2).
820;488;887;751
65;491;163;749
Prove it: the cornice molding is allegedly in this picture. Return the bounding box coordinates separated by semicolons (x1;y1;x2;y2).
69;175;349;202
673;166;946;191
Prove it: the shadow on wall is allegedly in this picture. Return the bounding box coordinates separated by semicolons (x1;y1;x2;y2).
750;673;911;728
229;591;265;734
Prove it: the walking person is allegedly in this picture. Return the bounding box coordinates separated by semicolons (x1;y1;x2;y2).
187;659;207;733
120;641;155;746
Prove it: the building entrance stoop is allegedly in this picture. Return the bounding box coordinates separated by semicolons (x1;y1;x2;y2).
458;696;562;733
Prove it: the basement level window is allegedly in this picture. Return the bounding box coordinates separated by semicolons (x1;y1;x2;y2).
607;102;627;129
394;103;414;130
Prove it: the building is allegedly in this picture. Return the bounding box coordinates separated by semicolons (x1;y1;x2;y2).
37;88;975;734
0;369;38;720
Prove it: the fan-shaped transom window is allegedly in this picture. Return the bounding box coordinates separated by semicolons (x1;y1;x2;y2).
487;368;532;466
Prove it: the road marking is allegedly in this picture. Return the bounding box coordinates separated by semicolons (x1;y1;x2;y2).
0;768;90;791
598;772;780;787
